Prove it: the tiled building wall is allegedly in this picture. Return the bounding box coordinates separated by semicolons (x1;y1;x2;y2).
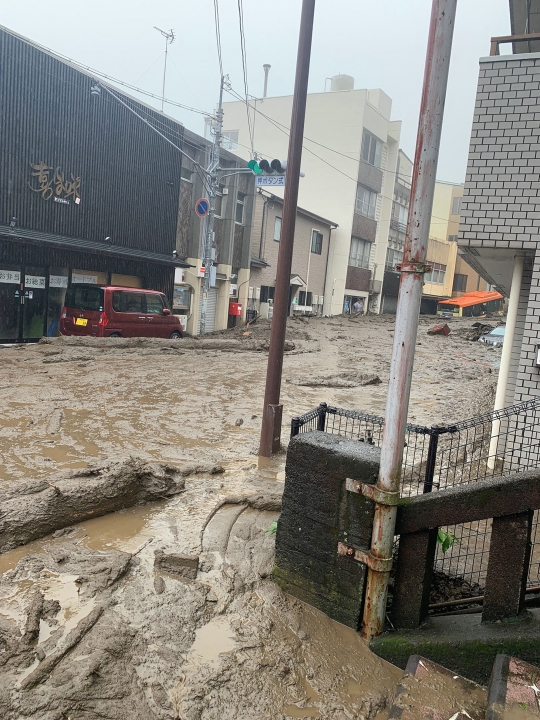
460;54;540;253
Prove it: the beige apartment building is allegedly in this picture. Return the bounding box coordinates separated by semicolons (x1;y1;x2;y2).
221;75;402;316
247;190;337;318
429;181;487;298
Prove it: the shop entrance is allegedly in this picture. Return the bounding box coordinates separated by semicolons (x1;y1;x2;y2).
0;265;69;342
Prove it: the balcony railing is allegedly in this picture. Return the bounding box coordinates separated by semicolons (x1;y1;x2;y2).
490;32;540;56
390;219;407;234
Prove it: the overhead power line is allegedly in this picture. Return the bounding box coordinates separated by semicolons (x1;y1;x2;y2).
0;25;211;117
224;86;454;226
237;0;254;155
213;0;224;78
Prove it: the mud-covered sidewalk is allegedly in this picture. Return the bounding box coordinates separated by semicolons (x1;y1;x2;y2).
0;314;502;719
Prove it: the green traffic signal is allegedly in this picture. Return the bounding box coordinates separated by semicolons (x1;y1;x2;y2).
248;159;262;175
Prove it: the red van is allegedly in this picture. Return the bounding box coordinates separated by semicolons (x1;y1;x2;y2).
60;286;183;339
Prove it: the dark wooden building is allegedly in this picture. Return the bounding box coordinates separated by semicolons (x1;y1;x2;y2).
0;25;189;342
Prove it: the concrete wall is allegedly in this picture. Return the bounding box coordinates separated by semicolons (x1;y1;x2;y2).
273;431;380;629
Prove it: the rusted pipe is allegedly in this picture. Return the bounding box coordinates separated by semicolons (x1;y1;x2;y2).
361;0;458;641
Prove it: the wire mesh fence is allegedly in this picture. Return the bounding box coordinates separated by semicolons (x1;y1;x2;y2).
291;398;540;587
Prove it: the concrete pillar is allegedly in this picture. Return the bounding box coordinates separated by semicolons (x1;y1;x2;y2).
488;252;524;469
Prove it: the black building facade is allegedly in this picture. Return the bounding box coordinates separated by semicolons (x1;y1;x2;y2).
0;26;189;341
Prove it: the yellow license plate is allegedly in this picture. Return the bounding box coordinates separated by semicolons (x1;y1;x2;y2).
75;318;88;326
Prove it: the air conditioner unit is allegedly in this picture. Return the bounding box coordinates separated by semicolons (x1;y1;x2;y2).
248;286;254;299
230;284;238;296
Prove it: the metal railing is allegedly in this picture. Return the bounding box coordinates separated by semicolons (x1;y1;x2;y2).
291;399;540;587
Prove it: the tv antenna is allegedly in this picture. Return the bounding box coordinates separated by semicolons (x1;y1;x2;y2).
154;27;175;112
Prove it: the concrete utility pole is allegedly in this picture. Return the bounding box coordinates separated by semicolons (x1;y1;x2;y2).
200;76;225;337
259;0;316;458
154;27;175;113
361;0;458;641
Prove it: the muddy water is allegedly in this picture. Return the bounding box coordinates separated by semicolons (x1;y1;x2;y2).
0;317;500;718
0;316;499;483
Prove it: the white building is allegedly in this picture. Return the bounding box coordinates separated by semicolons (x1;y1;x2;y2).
221;75;403;315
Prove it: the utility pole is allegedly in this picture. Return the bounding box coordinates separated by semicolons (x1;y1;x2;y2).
154;27;175;113
361;0;458;641
199;76;225;336
259;0;316;458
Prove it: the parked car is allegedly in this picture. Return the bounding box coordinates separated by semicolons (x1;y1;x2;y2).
478;325;505;347
60;286;183;339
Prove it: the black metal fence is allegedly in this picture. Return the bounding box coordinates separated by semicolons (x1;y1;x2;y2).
291;398;540;586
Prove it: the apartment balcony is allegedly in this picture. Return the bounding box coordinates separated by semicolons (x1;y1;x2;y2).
390;219;407;234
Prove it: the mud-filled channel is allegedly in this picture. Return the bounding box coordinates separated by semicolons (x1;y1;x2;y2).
0;315;500;718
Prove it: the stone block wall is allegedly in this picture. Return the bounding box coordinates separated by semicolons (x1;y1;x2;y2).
273;431;380;630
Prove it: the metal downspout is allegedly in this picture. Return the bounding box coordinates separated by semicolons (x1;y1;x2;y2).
361;0;458;641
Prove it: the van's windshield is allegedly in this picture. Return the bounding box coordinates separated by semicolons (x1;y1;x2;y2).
64;286;104;311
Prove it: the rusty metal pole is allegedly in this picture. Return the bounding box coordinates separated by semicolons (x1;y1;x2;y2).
259;0;316;459
361;0;458;641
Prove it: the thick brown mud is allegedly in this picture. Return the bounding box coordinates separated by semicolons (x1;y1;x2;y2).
0;315;501;718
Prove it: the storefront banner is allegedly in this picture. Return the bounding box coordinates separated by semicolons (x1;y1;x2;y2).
49;275;69;288
0;270;21;284
25;275;46;288
72;273;98;284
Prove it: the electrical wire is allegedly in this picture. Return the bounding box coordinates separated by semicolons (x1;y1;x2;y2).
224;86;455;226
0;24;211;118
227;84;414;184
237;0;254;156
102;83;212;195
213;0;224;78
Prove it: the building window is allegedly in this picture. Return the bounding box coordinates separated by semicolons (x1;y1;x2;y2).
425;262;446;285
385;246;403;270
180;167;193;182
235;192;246;224
451;197;462;215
298;291;313;306
355;185;377;219
348;237;371;269
452;273;468;292
361;130;383;168
311;230;323;255
448;234;458;243
260;285;275;303
274;216;282;242
222;130;239;150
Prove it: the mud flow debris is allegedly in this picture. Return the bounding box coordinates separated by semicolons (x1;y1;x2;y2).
0;315;501;718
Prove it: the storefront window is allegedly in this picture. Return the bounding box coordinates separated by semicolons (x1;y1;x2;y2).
0;264;21;340
47;267;69;336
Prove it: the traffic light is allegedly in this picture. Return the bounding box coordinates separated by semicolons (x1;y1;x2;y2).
248;159;287;175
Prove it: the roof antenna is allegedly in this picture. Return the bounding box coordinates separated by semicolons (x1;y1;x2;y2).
263;64;271;98
154;27;175;113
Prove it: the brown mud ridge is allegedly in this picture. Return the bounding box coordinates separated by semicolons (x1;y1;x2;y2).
0;488;402;720
40;333;306;354
0;458;224;553
287;372;381;388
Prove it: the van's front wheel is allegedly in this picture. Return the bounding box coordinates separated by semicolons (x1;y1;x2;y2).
169;331;182;339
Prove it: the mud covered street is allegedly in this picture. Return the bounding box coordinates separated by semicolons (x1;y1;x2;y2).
0;314;501;719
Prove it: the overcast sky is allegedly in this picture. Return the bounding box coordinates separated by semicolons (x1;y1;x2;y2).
3;0;511;183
